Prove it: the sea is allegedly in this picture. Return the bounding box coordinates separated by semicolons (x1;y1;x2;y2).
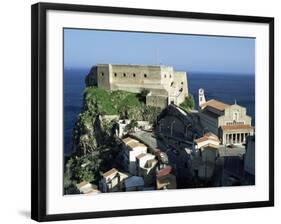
64;68;255;155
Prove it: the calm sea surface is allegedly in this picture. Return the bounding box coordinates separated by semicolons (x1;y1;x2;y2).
64;69;255;155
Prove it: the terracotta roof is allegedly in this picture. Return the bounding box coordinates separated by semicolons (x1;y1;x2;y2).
122;137;138;145
201;99;229;111
194;132;220;144
102;168;118;178
221;124;252;131
127;141;147;149
76;181;90;189
157;166;172;177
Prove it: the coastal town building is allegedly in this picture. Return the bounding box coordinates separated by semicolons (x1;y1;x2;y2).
156;165;177;190
136;153;158;187
156;104;203;143
194;132;220;149
99;168;129;192
122;137;148;175
198;88;254;145
76;181;100;194
124;176;145;191
86;64;189;108
191;144;219;181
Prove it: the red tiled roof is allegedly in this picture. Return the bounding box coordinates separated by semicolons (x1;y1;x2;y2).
157;166;172;177
102;168;118;178
201;99;229;111
194;132;220;144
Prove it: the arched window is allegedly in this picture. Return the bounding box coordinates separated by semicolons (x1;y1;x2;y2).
144;74;147;78
123;73;126;77
114;73;117;77
169;74;172;78
181;81;184;85
133;73;136;77
164;74;167;78
100;72;104;76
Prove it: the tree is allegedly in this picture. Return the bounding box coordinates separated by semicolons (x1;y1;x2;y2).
180;95;195;111
138;88;150;103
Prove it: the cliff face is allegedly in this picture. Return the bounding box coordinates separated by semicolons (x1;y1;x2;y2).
71;86;161;155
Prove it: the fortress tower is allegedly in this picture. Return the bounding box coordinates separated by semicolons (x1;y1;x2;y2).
86;64;189;109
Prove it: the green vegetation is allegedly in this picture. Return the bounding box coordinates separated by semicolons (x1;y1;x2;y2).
180;95;195;111
66;87;162;194
64;152;102;194
83;87;161;122
84;87;142;117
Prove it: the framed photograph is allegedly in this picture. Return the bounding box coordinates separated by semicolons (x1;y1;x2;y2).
31;2;274;222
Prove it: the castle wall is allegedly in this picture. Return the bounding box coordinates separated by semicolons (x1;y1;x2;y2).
146;95;168;109
97;64;111;91
111;65;162;84
87;64;190;108
160;66;174;89
174;71;189;97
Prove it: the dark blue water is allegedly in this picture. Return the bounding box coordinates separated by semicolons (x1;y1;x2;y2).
64;69;255;155
64;68;88;155
188;72;255;121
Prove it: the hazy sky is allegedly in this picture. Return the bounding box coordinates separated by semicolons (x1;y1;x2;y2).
64;28;255;75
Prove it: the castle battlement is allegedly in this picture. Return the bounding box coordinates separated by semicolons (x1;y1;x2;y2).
86;64;189;108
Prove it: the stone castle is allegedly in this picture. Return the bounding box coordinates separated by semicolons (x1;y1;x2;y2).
86;64;189;109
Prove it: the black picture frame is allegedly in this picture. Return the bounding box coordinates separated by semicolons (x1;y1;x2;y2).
31;2;274;222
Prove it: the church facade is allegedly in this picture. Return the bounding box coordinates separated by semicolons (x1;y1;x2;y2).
198;88;254;145
86;64;189;109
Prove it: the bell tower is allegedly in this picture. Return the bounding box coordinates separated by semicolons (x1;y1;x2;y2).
198;88;206;108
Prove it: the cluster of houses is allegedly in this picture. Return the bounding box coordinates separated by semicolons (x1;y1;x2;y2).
75;88;255;194
98;136;177;193
154;88;255;186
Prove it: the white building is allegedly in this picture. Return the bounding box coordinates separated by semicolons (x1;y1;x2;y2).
122;137;148;175
191;133;221;180
136;153;158;187
198;88;254;145
194;132;220;149
99;168;129;192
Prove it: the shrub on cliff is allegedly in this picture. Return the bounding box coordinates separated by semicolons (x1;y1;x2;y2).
180;95;195;111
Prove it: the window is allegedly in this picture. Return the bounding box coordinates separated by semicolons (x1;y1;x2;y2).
100;72;104;76
123;73;126;77
181;81;184;85
164;74;167;78
133;73;136;77
144;74;147;78
169;74;172;78
114;73;117;77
